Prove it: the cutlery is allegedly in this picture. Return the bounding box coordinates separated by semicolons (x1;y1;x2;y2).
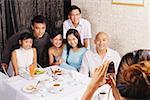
35;80;40;88
50;67;53;73
37;63;43;68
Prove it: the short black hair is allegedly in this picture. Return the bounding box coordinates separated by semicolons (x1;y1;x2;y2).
31;15;46;26
68;5;81;15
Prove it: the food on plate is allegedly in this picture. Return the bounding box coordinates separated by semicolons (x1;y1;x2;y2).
26;84;37;90
48;83;63;93
34;68;45;75
52;68;62;75
53;83;60;87
23;84;39;93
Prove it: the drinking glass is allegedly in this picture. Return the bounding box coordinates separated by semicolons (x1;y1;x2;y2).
29;64;36;78
36;81;48;98
38;87;48;97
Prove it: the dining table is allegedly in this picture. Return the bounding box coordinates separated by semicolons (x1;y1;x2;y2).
0;66;115;100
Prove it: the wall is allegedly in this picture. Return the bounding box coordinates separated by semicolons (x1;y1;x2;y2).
72;0;150;56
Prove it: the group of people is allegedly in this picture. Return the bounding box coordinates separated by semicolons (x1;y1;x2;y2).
1;5;150;100
1;15;50;76
0;5;93;76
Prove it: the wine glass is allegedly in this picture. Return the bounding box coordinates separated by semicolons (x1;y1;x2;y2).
36;81;48;98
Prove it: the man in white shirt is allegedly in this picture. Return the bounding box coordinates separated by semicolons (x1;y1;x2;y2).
63;5;92;49
80;32;121;77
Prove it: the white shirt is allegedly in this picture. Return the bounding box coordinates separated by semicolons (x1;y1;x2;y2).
63;18;92;48
16;47;34;74
80;48;121;77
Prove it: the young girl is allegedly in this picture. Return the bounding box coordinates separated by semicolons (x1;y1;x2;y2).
11;32;37;76
60;29;87;71
48;31;64;65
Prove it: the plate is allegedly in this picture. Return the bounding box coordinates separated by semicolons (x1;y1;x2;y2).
48;83;63;94
22;83;39;93
52;68;63;75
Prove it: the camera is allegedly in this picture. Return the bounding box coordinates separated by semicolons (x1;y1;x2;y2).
106;61;115;81
107;61;115;73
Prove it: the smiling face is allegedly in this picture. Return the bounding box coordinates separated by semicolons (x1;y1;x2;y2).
19;38;33;50
52;34;63;48
69;9;81;26
67;33;78;48
95;32;109;51
32;22;46;38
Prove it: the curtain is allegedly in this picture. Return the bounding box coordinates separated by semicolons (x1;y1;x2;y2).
0;0;71;63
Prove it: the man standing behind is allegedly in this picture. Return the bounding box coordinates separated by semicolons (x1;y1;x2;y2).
1;15;51;72
63;5;92;49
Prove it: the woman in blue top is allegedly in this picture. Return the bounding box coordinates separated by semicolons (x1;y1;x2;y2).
60;29;87;71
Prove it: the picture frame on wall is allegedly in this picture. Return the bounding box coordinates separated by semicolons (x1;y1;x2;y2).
112;0;144;6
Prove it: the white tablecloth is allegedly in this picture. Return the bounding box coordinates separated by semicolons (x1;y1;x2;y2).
0;67;114;100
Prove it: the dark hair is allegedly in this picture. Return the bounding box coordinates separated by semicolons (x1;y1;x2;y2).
66;29;83;63
50;29;63;47
19;32;33;41
31;15;46;26
50;29;62;39
68;5;81;15
116;49;150;99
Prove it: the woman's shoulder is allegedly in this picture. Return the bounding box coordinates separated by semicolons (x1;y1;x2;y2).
81;47;88;50
48;46;55;53
80;47;88;52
